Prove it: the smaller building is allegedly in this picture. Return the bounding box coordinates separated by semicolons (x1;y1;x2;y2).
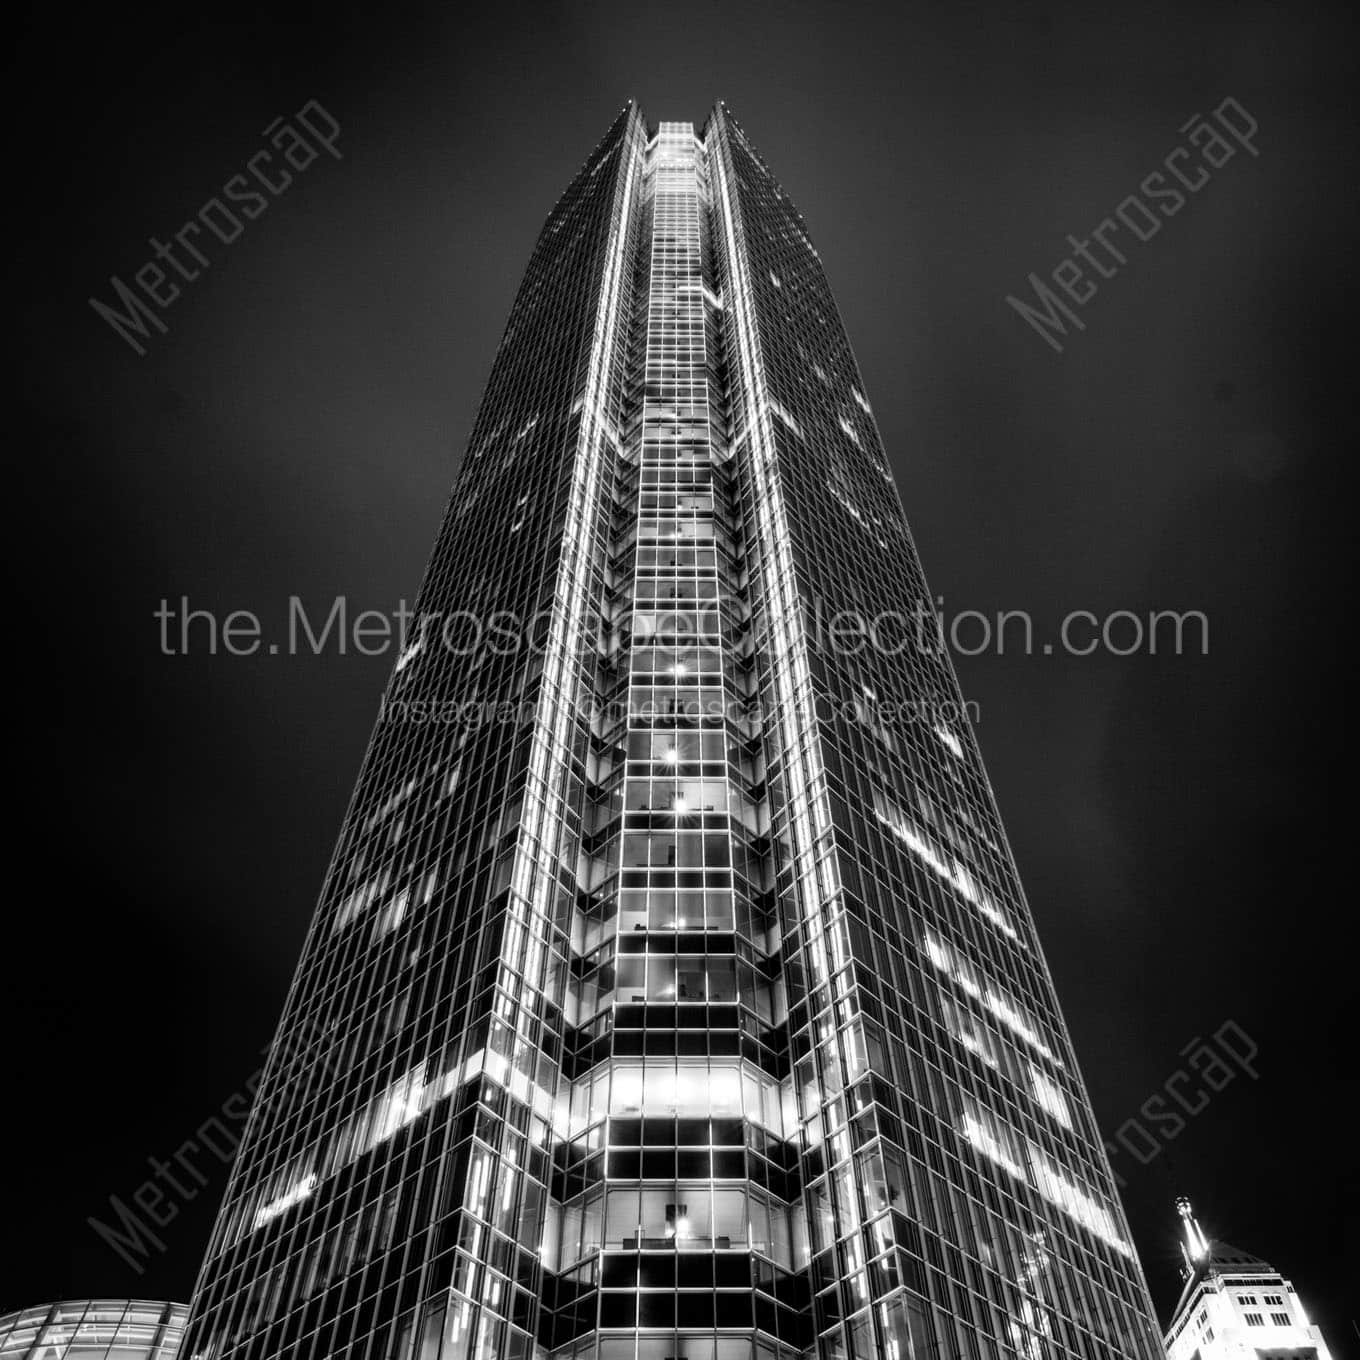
0;1301;186;1360
1164;1199;1335;1360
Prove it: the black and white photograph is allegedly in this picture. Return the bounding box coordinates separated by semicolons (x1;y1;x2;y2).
5;2;1354;1359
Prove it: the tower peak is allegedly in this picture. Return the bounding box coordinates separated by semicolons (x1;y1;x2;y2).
1176;1195;1210;1276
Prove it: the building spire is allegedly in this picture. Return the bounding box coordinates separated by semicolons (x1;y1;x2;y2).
1176;1196;1210;1276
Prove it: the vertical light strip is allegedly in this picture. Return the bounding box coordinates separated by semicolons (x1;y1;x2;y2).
616;124;673;916
498;113;643;1074
610;122;738;1006
706;115;861;1062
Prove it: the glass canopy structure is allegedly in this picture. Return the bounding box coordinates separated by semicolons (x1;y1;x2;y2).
0;1301;186;1360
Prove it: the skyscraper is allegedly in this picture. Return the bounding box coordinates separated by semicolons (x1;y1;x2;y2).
1164;1200;1336;1360
181;103;1164;1360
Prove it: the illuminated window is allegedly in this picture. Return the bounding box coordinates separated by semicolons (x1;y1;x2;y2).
1029;1065;1072;1128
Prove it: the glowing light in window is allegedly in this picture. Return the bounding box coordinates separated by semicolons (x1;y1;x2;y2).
923;933;1060;1067
960;1113;1025;1180
370;1063;430;1146
984;989;1053;1061
1030;1065;1072;1128
875;797;1018;943
254;1174;317;1229
765;398;801;437
934;724;964;758
825;479;868;526
960;1106;1134;1257
1028;1144;1134;1257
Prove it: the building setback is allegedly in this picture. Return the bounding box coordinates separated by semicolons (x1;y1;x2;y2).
181;104;1165;1360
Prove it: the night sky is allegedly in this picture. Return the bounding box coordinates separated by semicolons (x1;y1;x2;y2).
8;0;1355;1349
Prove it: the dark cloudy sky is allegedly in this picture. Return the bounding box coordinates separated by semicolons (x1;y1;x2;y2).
7;0;1355;1349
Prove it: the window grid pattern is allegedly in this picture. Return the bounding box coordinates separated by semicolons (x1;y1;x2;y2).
704;104;1162;1360
180;103;1163;1360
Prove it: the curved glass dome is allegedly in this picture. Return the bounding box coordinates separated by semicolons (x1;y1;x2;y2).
0;1301;186;1360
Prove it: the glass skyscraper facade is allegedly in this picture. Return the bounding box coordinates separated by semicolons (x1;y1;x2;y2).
181;104;1164;1360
